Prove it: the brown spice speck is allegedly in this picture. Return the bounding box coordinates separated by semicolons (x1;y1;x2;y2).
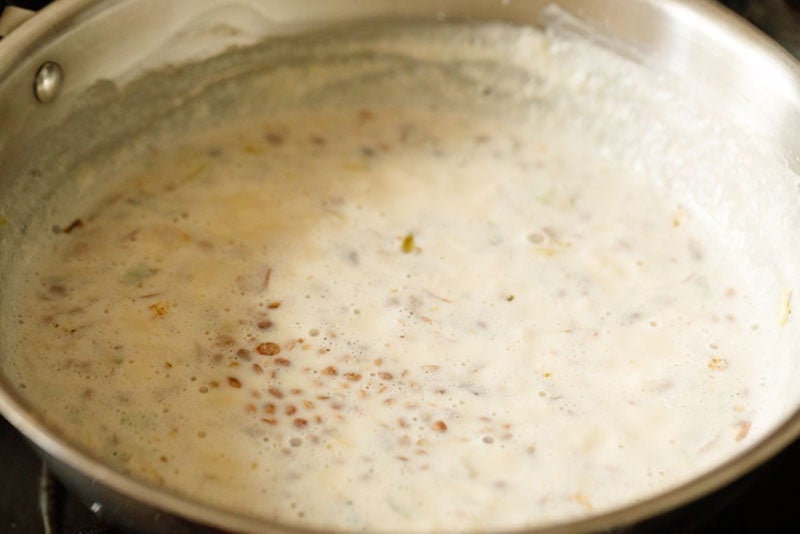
275;358;291;367
432;420;448;433
285;405;297;416
262;268;272;289
256;342;280;356
293;418;308;428
321;366;337;376
227;377;242;388
62;218;84;234
264;403;275;414
252;363;263;374
215;334;235;347
268;387;284;399
266;133;285;146
257;320;273;330
268;301;281;309
378;372;393;380
344;373;362;382
262;418;277;426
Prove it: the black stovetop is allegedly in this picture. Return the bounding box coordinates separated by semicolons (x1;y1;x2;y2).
2;1;800;533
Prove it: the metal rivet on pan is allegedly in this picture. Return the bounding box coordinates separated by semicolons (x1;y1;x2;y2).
33;61;63;103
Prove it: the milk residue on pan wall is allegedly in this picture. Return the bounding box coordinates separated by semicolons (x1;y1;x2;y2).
1;20;799;533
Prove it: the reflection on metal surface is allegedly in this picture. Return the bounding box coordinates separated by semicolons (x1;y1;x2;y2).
33;61;63;103
722;0;800;56
38;463;56;534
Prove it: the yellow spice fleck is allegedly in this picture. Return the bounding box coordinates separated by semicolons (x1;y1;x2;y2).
242;144;263;154
342;161;366;171
672;207;685;227
707;357;729;371
734;421;751;442
148;301;170;318
572;492;593;511
401;233;416;254
778;289;792;325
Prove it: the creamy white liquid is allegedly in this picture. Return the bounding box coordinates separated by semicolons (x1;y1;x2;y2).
1;20;795;534
2;107;768;531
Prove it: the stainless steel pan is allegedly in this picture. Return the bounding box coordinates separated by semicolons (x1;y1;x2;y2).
1;1;800;532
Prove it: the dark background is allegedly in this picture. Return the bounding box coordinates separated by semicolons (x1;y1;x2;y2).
2;0;800;532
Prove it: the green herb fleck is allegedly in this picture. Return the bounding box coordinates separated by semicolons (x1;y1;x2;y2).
184;164;206;182
506;295;515;302
119;411;151;429
537;189;554;205
122;263;158;284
